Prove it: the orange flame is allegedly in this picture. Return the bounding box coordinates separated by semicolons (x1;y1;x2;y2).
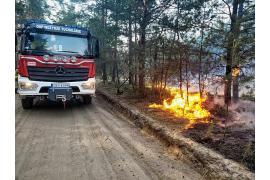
149;87;211;129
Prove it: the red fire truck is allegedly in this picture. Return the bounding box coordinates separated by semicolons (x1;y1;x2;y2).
16;20;99;109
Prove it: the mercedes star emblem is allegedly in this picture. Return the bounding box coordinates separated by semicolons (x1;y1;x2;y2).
55;66;65;74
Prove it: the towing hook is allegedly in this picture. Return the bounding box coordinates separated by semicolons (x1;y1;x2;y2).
62;97;66;102
56;95;67;102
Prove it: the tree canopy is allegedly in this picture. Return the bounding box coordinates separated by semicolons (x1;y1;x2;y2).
16;0;255;102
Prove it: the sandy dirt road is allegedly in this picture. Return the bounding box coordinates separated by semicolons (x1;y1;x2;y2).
16;95;203;180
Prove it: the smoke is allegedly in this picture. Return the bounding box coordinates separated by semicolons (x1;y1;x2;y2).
213;97;255;130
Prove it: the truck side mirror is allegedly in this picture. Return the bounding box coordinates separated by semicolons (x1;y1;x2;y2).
90;36;99;59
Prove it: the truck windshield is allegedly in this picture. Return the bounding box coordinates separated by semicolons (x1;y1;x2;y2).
24;32;89;56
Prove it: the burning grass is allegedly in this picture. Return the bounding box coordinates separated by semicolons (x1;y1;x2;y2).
98;83;255;171
149;87;211;129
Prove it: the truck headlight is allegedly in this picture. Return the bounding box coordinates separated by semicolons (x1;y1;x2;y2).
19;82;38;91
81;82;95;89
43;55;50;61
71;56;77;63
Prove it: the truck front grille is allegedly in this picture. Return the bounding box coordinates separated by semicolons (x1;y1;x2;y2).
27;66;89;82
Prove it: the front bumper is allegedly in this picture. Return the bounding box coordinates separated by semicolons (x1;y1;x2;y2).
17;76;95;96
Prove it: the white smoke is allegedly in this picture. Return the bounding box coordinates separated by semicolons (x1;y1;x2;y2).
213;97;255;130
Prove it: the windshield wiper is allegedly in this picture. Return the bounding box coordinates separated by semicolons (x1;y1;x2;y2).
57;50;80;54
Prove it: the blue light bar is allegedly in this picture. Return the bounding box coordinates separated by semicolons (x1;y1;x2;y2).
28;22;89;36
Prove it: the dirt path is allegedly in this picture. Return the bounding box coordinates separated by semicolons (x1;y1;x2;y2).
16;96;203;180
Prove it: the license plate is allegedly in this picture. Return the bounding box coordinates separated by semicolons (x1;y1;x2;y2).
51;82;70;88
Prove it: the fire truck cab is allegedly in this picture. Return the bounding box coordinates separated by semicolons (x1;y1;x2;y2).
16;20;99;109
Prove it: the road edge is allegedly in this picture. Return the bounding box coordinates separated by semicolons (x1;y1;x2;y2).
96;88;254;180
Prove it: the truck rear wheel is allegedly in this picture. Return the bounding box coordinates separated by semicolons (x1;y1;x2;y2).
21;98;33;109
83;95;92;105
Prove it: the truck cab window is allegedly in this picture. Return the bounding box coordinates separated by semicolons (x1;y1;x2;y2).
24;32;90;56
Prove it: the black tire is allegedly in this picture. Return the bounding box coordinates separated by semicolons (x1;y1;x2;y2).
83;95;92;105
21;98;33;109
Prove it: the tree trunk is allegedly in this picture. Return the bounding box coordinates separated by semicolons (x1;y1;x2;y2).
128;11;133;85
198;36;203;98
101;0;107;84
176;33;183;98
116;59;120;85
152;38;158;90
198;17;205;99
233;0;245;102
112;49;117;82
224;0;239;105
185;55;189;106
160;41;165;93
134;14;138;87
138;29;145;95
112;18;118;83
138;4;148;95
102;62;107;84
232;75;239;101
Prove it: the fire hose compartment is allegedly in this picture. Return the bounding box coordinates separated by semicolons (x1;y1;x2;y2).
48;87;73;102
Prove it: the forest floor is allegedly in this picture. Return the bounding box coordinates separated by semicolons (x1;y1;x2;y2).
98;83;255;172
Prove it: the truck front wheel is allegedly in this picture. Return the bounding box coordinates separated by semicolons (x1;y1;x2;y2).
82;95;92;105
21;98;33;109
